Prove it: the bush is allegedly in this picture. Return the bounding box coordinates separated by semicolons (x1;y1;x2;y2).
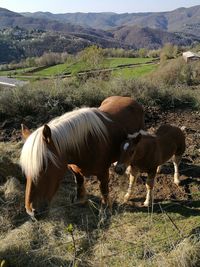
0;75;200;126
149;57;200;86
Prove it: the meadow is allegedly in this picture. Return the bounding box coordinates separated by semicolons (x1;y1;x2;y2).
0;57;156;79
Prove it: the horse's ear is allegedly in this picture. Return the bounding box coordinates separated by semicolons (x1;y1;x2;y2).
42;124;51;144
21;124;31;140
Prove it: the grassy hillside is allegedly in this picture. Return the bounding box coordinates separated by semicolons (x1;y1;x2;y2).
112;64;157;79
0;57;156;80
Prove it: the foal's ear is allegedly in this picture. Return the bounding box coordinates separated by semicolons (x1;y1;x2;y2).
21;124;31;140
42;124;51;144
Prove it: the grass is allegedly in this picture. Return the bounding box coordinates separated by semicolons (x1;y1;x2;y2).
1;54;200;266
112;64;158;79
0;89;200;266
103;57;154;68
11;57;155;78
0;163;199;267
0;67;36;76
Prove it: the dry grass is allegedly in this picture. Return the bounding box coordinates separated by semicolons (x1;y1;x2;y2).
0;171;199;266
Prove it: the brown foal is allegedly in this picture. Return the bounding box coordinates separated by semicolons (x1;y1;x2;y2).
114;124;186;206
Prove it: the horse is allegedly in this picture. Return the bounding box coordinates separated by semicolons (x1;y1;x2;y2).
20;96;145;219
114;124;186;206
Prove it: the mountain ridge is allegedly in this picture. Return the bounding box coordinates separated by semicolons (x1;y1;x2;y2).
0;6;199;63
21;5;200;36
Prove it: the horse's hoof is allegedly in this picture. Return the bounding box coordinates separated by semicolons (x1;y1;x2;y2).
174;180;180;186
123;193;131;203
143;201;149;207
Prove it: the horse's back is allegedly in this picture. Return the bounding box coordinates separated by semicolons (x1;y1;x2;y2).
99;96;145;133
156;124;185;156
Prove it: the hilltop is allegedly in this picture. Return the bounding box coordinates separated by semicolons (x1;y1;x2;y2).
22;5;200;36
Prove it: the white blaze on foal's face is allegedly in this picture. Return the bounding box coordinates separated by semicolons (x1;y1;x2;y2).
123;142;130;151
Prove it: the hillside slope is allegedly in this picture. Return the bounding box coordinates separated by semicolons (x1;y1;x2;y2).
21;5;200;36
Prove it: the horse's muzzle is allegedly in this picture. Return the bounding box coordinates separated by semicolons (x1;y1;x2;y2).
114;164;126;175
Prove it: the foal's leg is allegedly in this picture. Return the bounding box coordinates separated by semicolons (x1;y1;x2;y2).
144;171;156;207
156;165;162;174
124;167;140;203
172;155;182;185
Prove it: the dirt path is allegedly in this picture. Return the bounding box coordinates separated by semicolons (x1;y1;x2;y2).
0;76;27;87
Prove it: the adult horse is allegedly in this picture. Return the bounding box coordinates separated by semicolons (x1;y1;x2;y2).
20;96;145;219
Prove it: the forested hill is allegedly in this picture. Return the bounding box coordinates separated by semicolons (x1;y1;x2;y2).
21;5;200;36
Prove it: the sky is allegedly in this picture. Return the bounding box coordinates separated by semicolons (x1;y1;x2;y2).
0;0;199;14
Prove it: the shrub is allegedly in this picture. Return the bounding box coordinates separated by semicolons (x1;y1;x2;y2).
149;57;200;86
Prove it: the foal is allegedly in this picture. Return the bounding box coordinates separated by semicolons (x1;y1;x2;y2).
114;124;185;206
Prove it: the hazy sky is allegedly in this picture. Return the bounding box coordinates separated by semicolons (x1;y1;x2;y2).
0;0;199;13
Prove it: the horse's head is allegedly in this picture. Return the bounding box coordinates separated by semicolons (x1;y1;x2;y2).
114;133;142;175
21;124;67;220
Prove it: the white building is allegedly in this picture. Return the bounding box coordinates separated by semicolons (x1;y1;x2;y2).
182;51;200;62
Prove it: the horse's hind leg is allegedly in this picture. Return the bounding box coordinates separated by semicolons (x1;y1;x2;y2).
124;167;140;203
172;155;182;185
144;171;156;207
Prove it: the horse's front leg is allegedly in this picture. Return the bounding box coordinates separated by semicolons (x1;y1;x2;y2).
124;166;140;203
75;172;87;204
98;169;112;208
143;171;156;207
68;164;87;204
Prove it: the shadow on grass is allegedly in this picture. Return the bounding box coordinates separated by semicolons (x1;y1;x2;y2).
0;156;22;184
0;247;73;267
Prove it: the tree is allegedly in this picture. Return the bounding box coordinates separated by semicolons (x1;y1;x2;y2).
78;45;104;69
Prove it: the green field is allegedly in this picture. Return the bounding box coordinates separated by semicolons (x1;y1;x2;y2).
0;57;157;80
30;57;155;77
0;66;35;76
112;64;158;79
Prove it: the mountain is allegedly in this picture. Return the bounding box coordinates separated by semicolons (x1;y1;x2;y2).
112;25;194;49
21;5;200;36
0;6;199;63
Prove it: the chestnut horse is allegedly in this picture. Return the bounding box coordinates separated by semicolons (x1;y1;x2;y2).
114;124;185;206
20;96;144;219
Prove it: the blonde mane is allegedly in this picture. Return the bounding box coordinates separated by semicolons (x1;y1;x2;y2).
20;107;109;181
